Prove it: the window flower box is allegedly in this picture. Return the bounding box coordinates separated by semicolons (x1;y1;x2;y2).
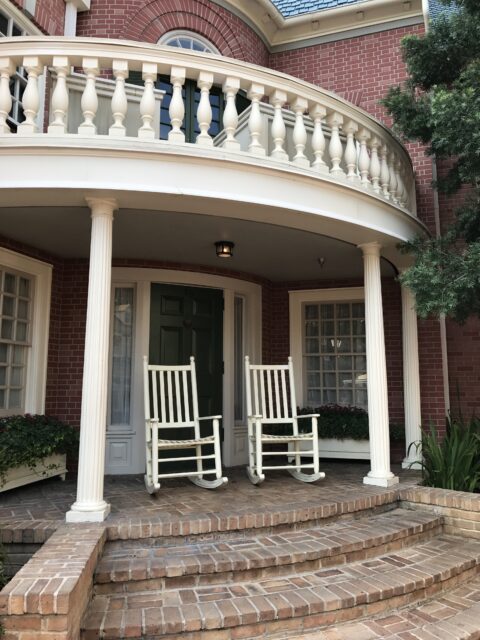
0;453;67;492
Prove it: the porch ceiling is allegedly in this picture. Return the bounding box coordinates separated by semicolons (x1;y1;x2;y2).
0;206;396;281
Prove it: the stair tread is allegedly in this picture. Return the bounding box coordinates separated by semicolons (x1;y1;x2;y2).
289;574;480;639
83;535;480;638
95;509;441;583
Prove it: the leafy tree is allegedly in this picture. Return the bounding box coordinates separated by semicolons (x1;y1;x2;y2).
383;0;480;322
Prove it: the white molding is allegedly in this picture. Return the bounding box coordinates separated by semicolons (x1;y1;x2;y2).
289;287;364;406
110;267;261;471
0;247;52;416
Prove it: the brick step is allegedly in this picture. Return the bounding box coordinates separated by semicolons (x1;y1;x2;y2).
81;535;480;640
94;509;442;593
288;573;480;639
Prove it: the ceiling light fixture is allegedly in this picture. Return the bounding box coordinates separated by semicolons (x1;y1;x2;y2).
215;240;234;258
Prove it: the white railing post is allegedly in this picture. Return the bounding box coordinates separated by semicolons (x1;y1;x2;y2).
291;96;309;168
196;71;213;147
326;111;345;178
247;82;265;156
138;62;157;140
380;144;390;200
48;56;69;135
0;58;14;134
310;104;328;173
369;136;381;193
109;59;128;138
388;151;398;204
358;127;371;188
222;76;240;151
17;56;42;135
396;156;406;207
169;66;186;144
270;89;288;162
344;119;359;181
78;57;99;136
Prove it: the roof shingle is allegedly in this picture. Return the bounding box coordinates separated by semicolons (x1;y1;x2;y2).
270;0;364;18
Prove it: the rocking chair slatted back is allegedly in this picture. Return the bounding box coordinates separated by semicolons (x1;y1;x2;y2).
246;357;297;423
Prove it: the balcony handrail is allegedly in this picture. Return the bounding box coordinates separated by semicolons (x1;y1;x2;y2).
0;36;416;214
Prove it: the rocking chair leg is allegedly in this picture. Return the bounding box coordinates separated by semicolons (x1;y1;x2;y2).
144;474;160;494
288;468;325;483
246;466;265;485
189;475;228;489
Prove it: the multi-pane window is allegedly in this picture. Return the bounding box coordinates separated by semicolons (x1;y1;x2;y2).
0;270;32;412
110;287;135;425
304;302;367;409
0;7;27;131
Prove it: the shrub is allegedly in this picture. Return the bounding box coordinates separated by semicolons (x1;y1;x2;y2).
0;414;79;486
411;417;480;492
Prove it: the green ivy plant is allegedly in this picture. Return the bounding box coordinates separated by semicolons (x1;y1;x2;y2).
409;417;480;492
0;414;79;487
261;405;404;441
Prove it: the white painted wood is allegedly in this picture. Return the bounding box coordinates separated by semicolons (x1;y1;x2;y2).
196;71;213;147
222;76;240;151
359;242;399;487
270;89;287;161
247;82;266;156
291;96;309;168
168;66;185;143
0;58;13;134
358;127;371;188
343;119;358;181
48;56;69;135
143;356;227;492
380;143;391;200
17;56;41;135
326;111;345;178
369;136;381;193
66;197;116;523
78;57;99;136
388;151;398;204
401;283;422;469
138;62;158;140
109;59;128;138
310;104;328;173
245;356;324;484
300;438;370;459
0;454;67;492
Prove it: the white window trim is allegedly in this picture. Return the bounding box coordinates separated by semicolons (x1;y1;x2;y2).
289;287;364;407
0;248;52;415
0;0;42;35
158;29;220;54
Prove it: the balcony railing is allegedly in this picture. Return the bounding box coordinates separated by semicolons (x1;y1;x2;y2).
0;37;415;215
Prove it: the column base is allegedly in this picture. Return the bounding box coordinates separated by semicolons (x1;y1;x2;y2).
363;474;399;488
65;501;111;523
402;457;422;470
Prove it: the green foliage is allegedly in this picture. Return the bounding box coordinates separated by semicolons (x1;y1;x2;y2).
0;414;79;486
411;417;480;491
382;0;480;321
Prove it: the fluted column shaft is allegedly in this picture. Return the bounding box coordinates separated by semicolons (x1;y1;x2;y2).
66;197;117;523
401;284;422;468
360;242;399;487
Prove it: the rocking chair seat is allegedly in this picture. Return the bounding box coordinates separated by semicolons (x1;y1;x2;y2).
156;435;216;449
250;432;314;442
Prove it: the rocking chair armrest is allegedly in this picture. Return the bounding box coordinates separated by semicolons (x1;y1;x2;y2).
248;414;264;420
198;415;222;421
296;413;320;419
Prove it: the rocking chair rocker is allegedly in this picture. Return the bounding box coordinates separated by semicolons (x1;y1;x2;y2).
143;356;228;493
245;356;325;485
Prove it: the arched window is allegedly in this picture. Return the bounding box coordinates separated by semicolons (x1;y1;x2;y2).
158;30;220;54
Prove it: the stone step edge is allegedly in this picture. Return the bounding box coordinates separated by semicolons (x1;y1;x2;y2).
82;551;480;639
104;490;401;542
94;512;443;587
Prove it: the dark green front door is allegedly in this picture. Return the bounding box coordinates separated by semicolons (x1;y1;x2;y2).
149;283;223;427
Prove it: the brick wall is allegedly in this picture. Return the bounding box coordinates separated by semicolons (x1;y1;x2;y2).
76;0;269;66
11;0;64;34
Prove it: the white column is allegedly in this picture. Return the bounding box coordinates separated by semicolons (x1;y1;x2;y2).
64;0;78;36
360;242;399;487
66;197;117;523
401;283;422;468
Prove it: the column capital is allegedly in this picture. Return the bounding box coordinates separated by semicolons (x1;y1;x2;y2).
358;241;382;257
86;197;118;218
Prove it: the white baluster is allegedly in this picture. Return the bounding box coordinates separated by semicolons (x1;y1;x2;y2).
396;156;406;207
138;63;158;140
344;120;359;181
222;76;240;151
380;144;390;199
389;151;398;203
291;96;309;168
358;128;371;188
369;136;381;193
78;58;99;136
310;104;328;173
17;56;42;135
48;56;69;135
196;71;213;147
247;82;265;156
326;112;345;177
169;66;186;144
270;89;287;161
0;58;14;135
109;59;128;138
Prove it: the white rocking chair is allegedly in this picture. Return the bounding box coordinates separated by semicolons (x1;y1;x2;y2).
143;356;228;494
245;356;325;485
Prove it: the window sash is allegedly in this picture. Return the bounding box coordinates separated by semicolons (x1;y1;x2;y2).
110;287;135;426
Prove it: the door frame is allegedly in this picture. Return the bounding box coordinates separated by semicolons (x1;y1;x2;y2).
106;267;262;473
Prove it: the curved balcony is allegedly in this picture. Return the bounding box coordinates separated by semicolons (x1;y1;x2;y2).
0;37;423;259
